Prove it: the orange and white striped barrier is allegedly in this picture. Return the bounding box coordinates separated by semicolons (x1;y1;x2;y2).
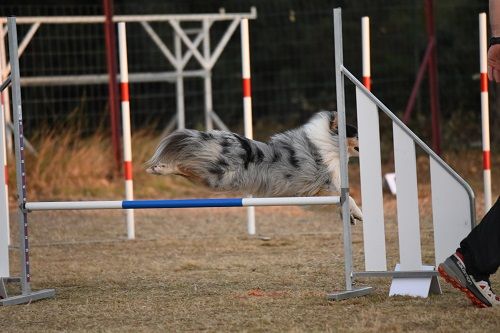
361;16;371;91
240;18;256;235
0;87;9;277
479;13;492;211
118;22;135;239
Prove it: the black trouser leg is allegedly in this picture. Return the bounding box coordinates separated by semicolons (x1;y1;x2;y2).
459;196;500;282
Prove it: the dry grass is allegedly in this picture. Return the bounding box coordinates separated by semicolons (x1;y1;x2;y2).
1;130;500;332
7;128;212;201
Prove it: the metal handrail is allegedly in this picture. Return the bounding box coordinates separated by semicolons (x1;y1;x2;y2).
341;66;476;226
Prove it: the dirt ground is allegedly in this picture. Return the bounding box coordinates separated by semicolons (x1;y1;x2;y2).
1;193;499;332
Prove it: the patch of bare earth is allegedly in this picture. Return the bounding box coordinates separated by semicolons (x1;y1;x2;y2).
2;198;499;332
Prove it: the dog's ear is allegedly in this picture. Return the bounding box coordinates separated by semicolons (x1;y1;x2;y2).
330;111;339;133
346;124;358;138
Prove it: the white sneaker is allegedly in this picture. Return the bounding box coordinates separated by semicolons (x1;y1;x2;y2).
474;280;500;307
438;253;500;308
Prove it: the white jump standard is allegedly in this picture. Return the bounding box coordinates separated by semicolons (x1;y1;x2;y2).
327;8;474;300
0;17;55;306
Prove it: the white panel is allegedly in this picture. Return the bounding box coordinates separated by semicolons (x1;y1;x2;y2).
0;105;8;277
389;264;440;298
430;158;473;265
393;124;422;270
0;182;8;277
356;87;387;271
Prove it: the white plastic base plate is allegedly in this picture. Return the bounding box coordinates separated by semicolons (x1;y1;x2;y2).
389;264;441;298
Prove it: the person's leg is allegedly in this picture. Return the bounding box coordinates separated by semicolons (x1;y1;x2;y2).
438;196;500;307
459;196;500;281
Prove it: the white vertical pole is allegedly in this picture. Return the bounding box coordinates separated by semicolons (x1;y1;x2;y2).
361;16;371;91
118;22;135;239
175;33;185;130
479;13;492;212
203;19;214;131
0;86;9;277
240;19;255;235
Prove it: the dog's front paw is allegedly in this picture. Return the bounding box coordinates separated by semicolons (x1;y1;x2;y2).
349;213;362;225
339;211;362;225
350;209;363;224
348;196;363;224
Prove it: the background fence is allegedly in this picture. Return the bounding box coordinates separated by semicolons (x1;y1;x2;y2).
0;0;496;150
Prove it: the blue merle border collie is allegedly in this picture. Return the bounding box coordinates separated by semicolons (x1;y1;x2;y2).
146;111;362;224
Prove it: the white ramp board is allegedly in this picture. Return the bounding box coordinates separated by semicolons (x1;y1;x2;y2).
356;87;387;271
430;157;473;266
393;124;422;271
389;264;441;298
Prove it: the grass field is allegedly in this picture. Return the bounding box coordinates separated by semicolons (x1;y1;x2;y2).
1;132;499;332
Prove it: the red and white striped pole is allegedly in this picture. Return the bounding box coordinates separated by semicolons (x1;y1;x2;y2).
0;89;9;276
241;18;255;235
479;13;492;211
361;16;371;91
0;34;10;250
118;22;135;239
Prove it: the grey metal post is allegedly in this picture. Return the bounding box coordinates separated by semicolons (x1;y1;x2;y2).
8;16;31;295
327;8;373;301
334;7;353;292
203;19;213;130
174;32;185;130
1;17;54;306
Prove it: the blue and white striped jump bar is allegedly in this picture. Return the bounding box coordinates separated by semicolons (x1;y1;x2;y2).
25;196;341;211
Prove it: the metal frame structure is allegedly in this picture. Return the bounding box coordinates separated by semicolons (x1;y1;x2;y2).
0;9;259;241
328;8;475;301
0;17;55;306
0;8;257;136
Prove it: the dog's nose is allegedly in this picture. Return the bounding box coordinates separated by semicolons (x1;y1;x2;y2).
354;147;359;152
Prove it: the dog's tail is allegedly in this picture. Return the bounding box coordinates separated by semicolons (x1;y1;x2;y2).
145;129;199;174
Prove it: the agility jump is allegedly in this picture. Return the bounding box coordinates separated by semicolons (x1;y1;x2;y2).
1;9;476;306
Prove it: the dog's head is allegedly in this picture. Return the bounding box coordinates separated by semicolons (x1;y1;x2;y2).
329;112;359;157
